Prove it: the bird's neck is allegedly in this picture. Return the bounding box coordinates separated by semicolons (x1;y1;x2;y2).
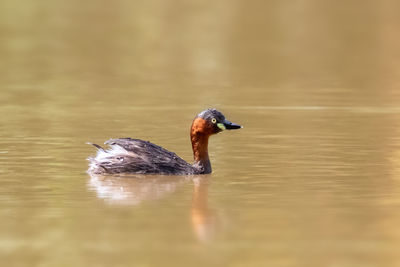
190;129;211;174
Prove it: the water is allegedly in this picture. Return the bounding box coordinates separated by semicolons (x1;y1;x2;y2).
1;1;400;266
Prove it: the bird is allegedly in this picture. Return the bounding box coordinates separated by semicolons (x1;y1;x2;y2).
87;108;241;175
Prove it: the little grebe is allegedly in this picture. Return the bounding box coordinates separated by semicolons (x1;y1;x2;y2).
87;109;241;175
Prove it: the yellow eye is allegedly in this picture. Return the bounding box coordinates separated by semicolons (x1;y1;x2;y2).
211;118;217;124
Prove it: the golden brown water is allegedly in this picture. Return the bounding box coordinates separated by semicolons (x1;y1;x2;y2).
1;1;400;266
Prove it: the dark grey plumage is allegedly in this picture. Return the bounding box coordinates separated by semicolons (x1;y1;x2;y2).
197;109;226;122
88;138;198;175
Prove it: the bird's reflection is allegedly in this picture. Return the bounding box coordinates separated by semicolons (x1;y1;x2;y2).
191;176;217;242
88;173;218;241
87;173;190;205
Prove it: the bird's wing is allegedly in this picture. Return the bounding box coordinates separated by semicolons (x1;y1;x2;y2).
101;138;193;174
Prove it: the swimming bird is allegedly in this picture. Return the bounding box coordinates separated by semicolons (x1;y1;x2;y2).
87;109;241;175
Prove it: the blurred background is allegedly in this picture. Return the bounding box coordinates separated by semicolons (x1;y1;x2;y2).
1;0;400;267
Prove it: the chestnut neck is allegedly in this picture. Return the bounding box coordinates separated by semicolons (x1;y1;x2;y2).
190;119;212;174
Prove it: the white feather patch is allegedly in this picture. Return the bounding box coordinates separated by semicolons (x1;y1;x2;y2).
95;145;131;161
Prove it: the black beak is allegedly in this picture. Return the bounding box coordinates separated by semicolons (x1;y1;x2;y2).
223;120;242;130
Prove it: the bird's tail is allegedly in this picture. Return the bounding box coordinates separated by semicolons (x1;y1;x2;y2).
86;142;105;152
86;142;109;173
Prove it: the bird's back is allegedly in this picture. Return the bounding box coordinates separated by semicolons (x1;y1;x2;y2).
88;138;196;175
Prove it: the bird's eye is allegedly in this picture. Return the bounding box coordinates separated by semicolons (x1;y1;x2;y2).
211;118;217;124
